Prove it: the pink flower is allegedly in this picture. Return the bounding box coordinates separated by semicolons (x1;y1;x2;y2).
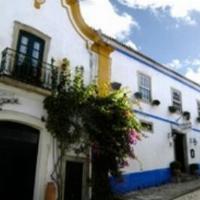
129;129;140;144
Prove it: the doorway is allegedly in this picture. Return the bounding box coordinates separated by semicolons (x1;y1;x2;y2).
0;121;39;200
64;161;84;200
173;131;188;172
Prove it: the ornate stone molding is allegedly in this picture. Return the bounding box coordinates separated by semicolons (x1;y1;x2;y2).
34;0;46;9
33;0;114;96
0;89;19;109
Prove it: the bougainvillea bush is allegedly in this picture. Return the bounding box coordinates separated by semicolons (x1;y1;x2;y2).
44;59;141;200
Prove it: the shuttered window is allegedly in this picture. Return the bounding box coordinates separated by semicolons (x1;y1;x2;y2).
172;89;182;112
138;73;151;103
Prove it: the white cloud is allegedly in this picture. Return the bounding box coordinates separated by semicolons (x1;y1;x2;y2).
166;58;200;70
185;67;200;84
184;16;197;26
117;0;200;25
80;0;138;39
125;40;138;50
192;58;200;66
166;59;182;70
166;57;200;84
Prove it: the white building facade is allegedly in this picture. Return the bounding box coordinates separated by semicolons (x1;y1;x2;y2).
2;0;200;199
108;38;200;193
0;0;96;199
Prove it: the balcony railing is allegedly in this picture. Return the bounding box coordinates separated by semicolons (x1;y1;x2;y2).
0;48;53;89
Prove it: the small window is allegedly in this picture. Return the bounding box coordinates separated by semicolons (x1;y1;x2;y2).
197;101;200;117
172;89;182;112
138;73;151;102
140;121;153;132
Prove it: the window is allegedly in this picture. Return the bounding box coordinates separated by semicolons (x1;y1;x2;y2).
172;89;182;112
16;30;45;67
12;21;50;63
138;72;151;102
197;101;200;117
15;30;45;81
140;121;153;132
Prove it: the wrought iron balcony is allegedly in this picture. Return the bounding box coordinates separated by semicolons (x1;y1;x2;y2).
0;48;53;89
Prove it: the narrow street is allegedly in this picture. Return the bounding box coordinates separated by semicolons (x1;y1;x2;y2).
123;178;200;200
174;189;200;200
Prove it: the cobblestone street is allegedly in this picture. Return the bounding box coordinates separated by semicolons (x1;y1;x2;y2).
174;189;200;200
123;178;200;200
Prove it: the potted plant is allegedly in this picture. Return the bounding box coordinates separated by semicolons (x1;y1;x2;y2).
151;99;160;106
111;82;121;90
168;106;177;113
196;116;200;123
134;92;142;99
182;111;191;120
170;161;182;181
190;163;199;176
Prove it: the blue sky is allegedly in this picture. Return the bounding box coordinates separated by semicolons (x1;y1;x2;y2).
80;0;200;84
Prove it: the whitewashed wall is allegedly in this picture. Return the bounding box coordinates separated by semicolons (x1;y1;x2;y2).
0;82;51;200
0;0;91;82
111;50;200;174
0;0;92;199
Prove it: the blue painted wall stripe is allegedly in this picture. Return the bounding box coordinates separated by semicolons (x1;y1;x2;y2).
111;168;171;194
134;109;178;125
134;109;200;133
192;128;200;133
116;48;200;93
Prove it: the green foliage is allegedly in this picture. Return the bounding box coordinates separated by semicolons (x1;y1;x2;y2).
44;60;95;150
83;90;140;177
44;58;141;200
170;161;182;170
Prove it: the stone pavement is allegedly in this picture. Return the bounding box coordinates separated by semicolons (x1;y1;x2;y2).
174;189;200;200
123;178;200;200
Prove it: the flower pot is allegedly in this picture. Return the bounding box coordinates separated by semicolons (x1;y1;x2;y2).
182;111;190;120
151;99;160;106
196;117;200;123
168;106;177;113
111;82;121;90
190;163;199;176
173;168;182;177
134;92;142;99
45;182;57;200
170;161;182;177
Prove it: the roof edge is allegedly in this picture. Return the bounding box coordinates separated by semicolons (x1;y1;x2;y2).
101;34;200;90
